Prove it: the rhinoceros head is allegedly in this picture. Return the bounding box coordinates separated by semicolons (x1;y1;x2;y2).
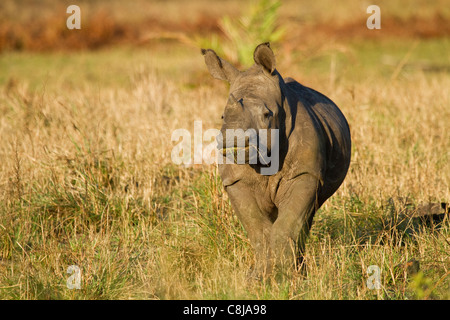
202;43;282;167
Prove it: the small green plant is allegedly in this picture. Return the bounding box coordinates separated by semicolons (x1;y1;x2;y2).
409;272;435;299
197;0;286;67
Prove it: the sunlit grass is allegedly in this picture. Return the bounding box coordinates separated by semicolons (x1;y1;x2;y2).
0;34;449;300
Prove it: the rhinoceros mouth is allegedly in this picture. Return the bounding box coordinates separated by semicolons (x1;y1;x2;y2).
219;145;270;166
220;146;250;155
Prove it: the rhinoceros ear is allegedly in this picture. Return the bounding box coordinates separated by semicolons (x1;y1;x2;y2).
253;42;276;74
201;48;239;83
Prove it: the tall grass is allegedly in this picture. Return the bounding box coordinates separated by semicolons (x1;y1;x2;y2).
0;41;449;300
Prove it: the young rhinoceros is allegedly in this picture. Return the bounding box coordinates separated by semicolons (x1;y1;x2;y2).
202;43;351;277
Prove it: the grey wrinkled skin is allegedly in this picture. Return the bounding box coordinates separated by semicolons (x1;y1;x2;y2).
202;43;351;278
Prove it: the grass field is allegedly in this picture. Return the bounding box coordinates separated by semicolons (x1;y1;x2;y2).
0;0;449;299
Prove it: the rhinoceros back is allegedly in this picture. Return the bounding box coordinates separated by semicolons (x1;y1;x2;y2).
284;78;351;205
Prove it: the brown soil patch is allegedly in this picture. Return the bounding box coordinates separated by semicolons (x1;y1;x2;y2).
296;13;450;42
0;8;448;52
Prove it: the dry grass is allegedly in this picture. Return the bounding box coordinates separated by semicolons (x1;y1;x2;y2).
0;0;449;300
1;42;449;299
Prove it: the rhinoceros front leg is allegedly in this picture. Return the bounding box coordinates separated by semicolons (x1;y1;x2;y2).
270;174;319;275
225;183;274;278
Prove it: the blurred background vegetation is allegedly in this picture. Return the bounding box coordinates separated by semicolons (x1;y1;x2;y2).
1;0;449;52
1;0;449;87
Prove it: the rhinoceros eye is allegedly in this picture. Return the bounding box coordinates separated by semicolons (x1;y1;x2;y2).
263;110;273;118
